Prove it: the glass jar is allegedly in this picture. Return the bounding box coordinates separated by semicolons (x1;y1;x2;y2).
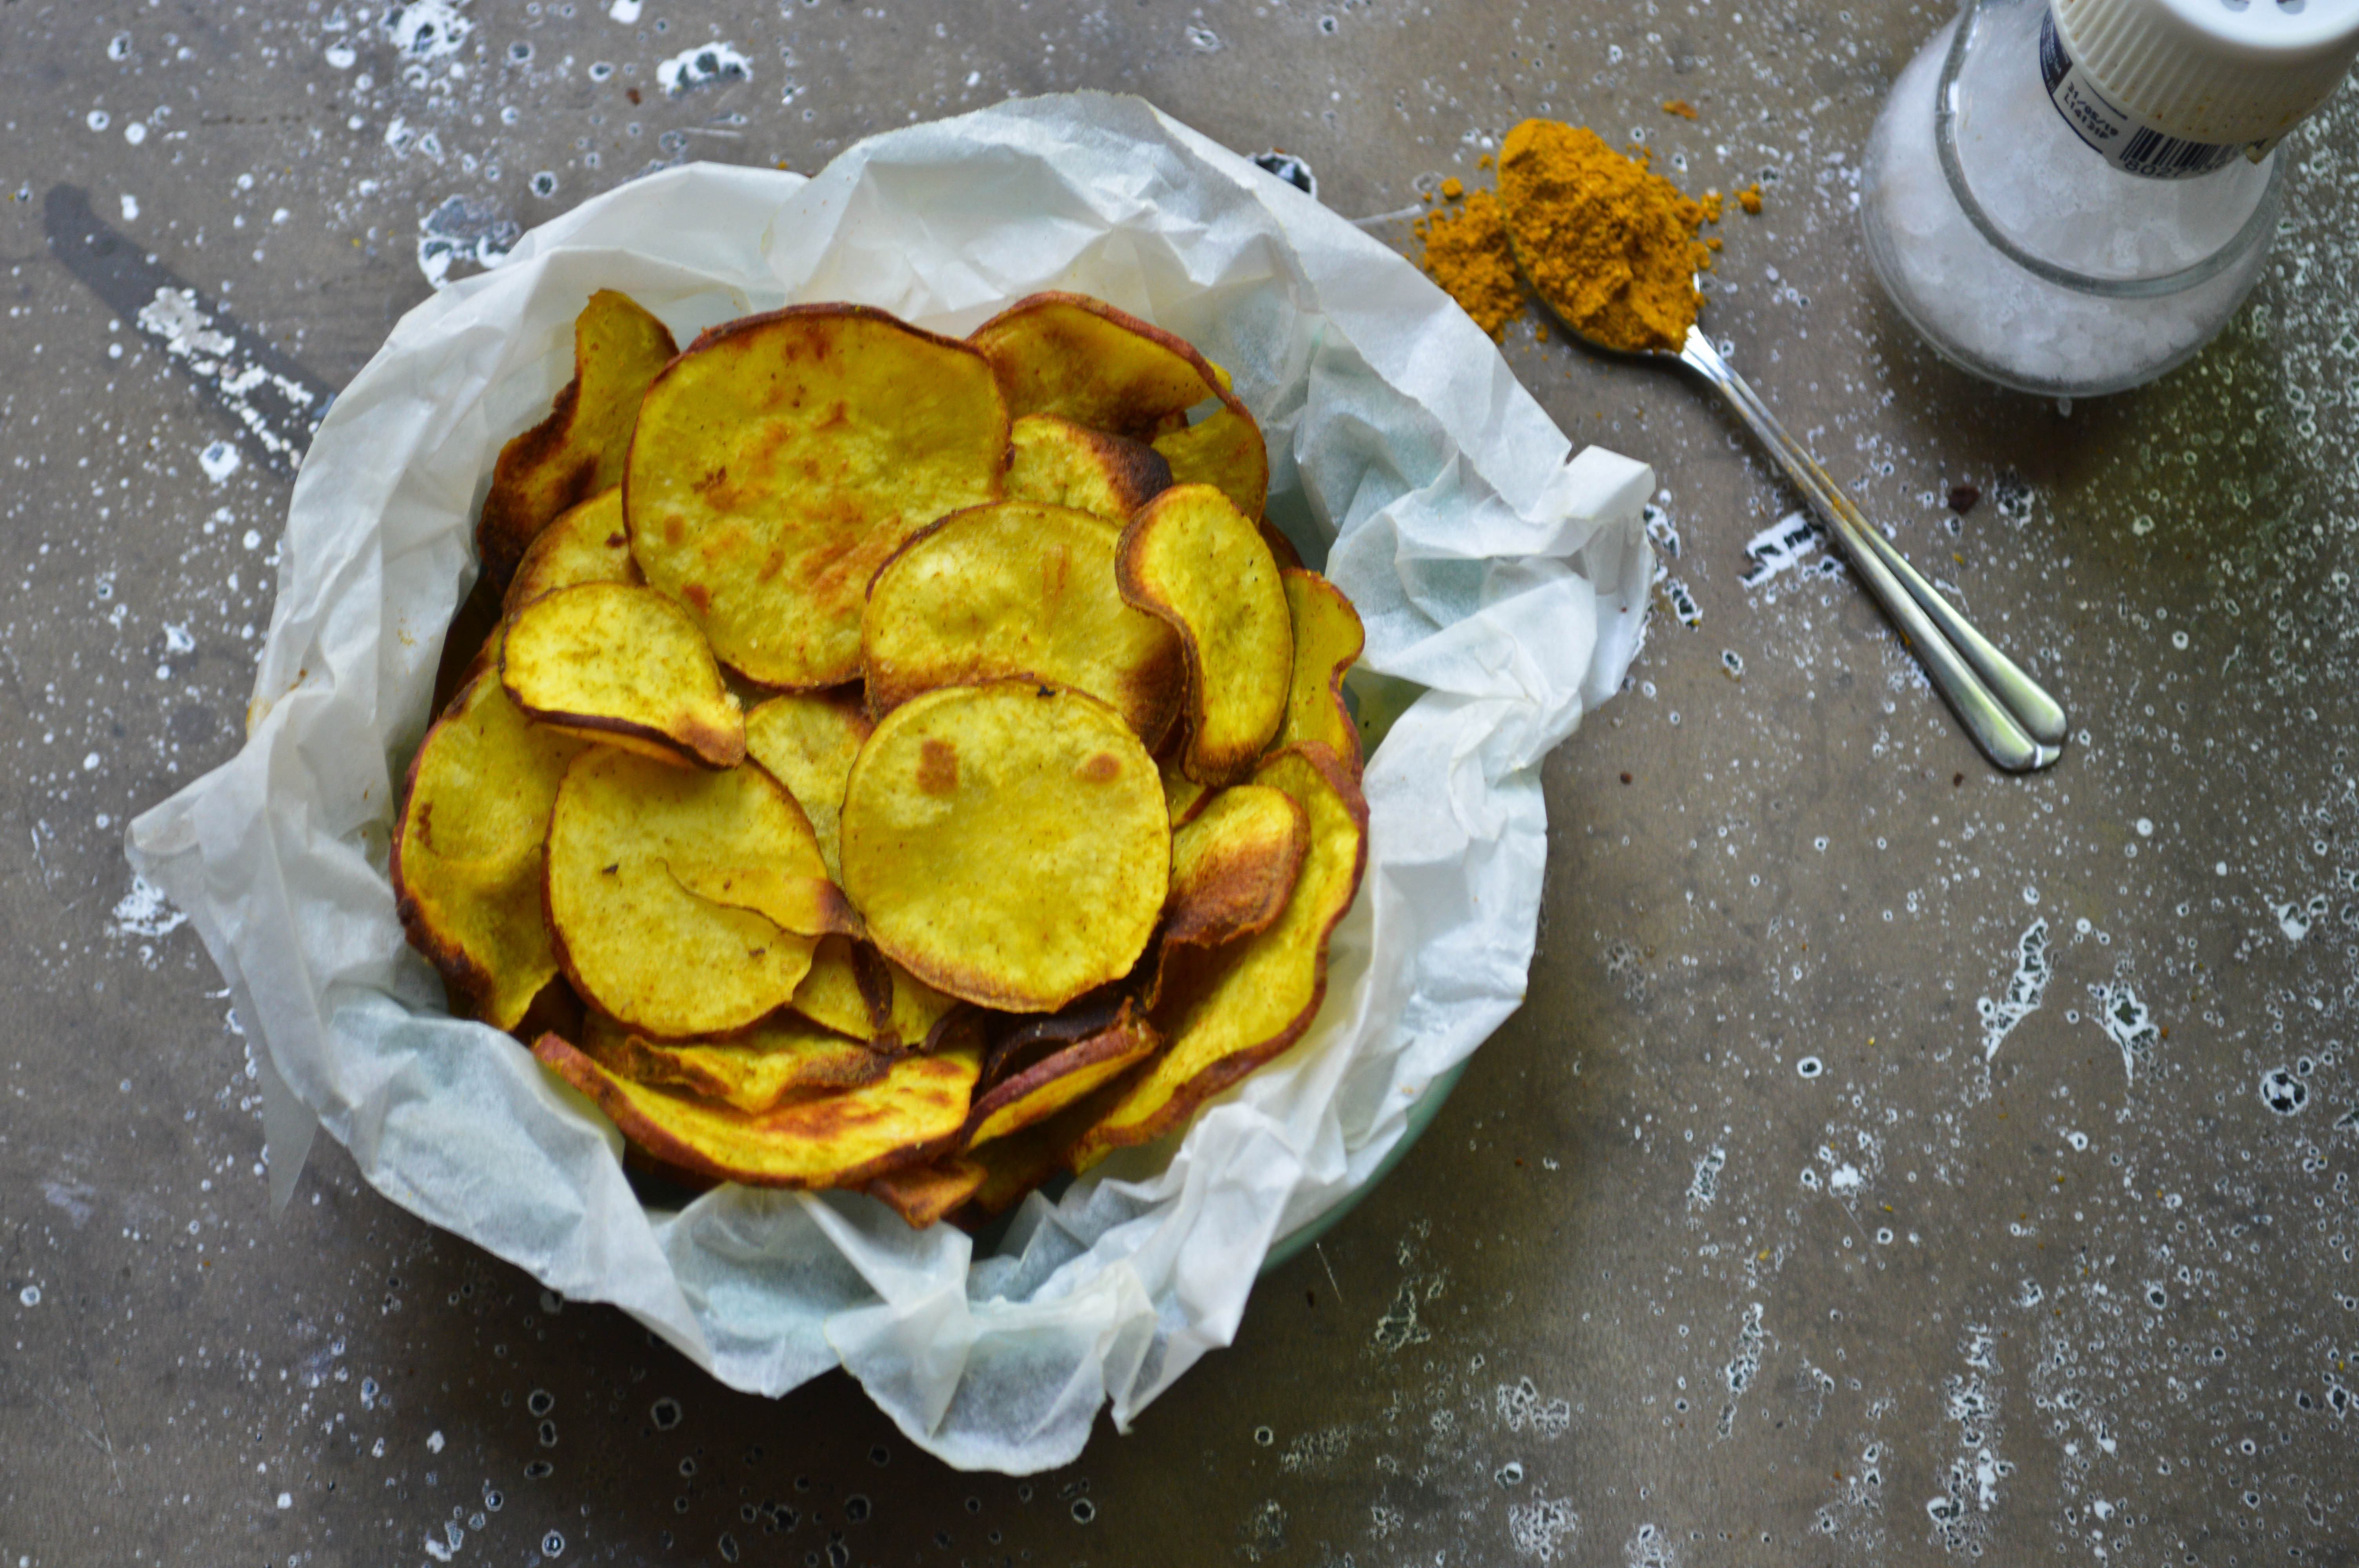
1858;0;2283;397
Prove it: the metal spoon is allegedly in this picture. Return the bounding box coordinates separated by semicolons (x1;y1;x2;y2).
1535;292;2068;773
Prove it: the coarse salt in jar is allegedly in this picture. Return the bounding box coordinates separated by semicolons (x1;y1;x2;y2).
1859;0;2359;397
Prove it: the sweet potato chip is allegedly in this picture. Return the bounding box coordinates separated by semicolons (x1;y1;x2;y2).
503;582;746;769
965;999;1158;1147
478;289;678;589
789;933;892;1040
1070;744;1366;1169
743;692;871;882
581;1010;888;1112
863;1156;988;1228
839;681;1169;1012
969;292;1220;439
669;864;863;939
882;957;960;1049
627;305;1008;689
1151;401;1269;521
504;487;638;615
1162;784;1309;952
1004;413;1172;521
863;502;1183;745
546;748;828;1038
1257;519;1305;573
959;1074;1138;1219
1277;568;1366;775
1117;484;1292;785
789;935;961;1050
393;673;586;1029
533;1032;982;1189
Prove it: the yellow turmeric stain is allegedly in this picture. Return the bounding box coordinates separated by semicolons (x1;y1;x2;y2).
1498;119;1716;354
1738;181;1765;214
1661;98;1700;119
1439;176;1465;201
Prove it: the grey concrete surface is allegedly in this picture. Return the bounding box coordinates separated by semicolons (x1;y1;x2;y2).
4;1;2356;1564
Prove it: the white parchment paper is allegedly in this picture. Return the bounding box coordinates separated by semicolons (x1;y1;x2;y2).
126;93;1654;1473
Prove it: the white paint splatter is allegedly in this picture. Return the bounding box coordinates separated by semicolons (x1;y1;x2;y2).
1717;1301;1766;1437
119;192;140;221
1827;1162;1863;1195
133;286;320;469
1977;917;2050;1062
1507;1495;1579;1561
1625;1521;1676;1568
1496;1377;1571;1437
325;42;357;69
1972;1449;2004;1510
2087;981;2159;1081
110;877;188;940
656;40;752;94
416;196;519;289
124;122;148;147
608;0;643;19
1740;510;1831;587
382;0;473;60
200;440;242;483
2272;896;2326;941
427;1429;446;1453
1686;1145;1726;1210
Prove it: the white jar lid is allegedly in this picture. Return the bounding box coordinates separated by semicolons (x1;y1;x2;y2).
2051;0;2359;149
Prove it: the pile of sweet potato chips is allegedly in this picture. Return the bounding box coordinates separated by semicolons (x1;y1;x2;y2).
393;289;1369;1229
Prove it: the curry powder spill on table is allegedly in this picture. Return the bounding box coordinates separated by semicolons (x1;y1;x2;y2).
1498;119;1717;354
1414;189;1525;340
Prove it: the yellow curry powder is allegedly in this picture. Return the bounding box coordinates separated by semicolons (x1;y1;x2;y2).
1498;120;1715;354
1416;119;1720;354
1414;189;1525;340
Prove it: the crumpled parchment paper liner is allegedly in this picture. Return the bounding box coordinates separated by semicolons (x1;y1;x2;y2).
127;92;1654;1474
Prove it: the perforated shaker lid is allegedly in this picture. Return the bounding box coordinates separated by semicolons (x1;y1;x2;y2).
2050;0;2359;152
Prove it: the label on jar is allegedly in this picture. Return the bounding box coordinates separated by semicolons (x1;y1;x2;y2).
2037;9;2242;180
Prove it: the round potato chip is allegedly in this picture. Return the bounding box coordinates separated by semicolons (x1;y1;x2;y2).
503;487;638;616
1003;413;1172;521
1276;567;1366;774
580;1009;888;1113
839;681;1169;1012
392;673;586;1029
625;305;1008;690
1117;483;1293;785
863;501;1183;746
547;748;829;1038
477;289;678;590
502;582;745;769
1072;743;1367;1168
533;1031;980;1190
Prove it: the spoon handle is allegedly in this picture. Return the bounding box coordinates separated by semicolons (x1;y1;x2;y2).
1674;327;2066;773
